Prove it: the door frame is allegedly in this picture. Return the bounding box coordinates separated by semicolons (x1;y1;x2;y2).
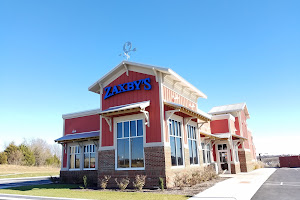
215;142;231;174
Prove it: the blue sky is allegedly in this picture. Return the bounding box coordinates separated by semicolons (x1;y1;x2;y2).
0;0;299;154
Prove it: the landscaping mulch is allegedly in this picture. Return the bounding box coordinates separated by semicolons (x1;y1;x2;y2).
76;177;228;197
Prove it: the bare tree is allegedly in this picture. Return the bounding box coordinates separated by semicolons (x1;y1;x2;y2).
52;143;62;161
29;138;52;166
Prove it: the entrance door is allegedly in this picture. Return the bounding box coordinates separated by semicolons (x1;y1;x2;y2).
217;144;230;173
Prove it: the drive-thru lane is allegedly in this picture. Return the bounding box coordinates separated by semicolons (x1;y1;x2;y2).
0;176;52;189
251;168;300;200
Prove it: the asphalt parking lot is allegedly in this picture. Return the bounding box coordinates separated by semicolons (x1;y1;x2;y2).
251;168;300;200
0;176;52;189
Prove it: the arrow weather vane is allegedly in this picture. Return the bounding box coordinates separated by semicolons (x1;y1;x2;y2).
119;41;136;60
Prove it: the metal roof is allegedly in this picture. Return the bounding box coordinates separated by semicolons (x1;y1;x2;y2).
164;101;211;121
55;131;99;143
208;102;250;118
100;101;150;116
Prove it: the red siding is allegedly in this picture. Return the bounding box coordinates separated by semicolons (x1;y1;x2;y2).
63;145;67;168
101;71;161;146
210;119;229;134
235;117;240;135
163;86;197;111
64;115;100;135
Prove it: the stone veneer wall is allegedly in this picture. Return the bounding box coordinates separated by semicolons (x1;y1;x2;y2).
97;146;166;189
230;163;241;174
238;150;254;172
60;170;98;186
164;147;205;188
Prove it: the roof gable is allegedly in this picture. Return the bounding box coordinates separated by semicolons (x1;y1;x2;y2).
88;61;207;99
208;102;250;118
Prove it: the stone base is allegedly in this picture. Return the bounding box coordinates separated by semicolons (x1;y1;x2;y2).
60;170;98;186
230;163;241;174
238;150;254;172
97;146;166;189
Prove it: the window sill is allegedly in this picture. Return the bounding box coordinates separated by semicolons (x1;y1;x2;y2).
171;165;185;169
69;169;81;171
83;168;97;170
190;164;200;167
115;167;145;171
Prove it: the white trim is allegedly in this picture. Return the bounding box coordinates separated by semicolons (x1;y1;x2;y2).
62;109;100;119
186;120;200;166
211;114;235;121
88;61;207;99
158;71;166;145
114;114;146;171
168;114;185;168
163;85;198;104
144;142;164;147
98;146;115;151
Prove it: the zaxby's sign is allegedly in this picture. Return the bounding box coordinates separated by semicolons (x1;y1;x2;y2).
104;78;152;99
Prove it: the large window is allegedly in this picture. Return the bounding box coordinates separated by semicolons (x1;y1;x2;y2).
84;144;96;169
117;119;144;169
70;146;80;169
169;119;183;166
201;143;212;164
187;124;198;165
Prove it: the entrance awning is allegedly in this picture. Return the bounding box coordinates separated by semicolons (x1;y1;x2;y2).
54;131;99;143
99;101;150;117
164;101;211;122
200;131;224;140
208;133;248;140
100;101;150;132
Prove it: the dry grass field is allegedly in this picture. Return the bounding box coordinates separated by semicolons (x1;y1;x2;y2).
0;164;60;178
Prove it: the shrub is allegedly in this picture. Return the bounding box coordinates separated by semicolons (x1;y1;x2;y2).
83;175;88;189
49;176;60;183
0;152;8;164
158;177;164;191
99;175;111;189
253;161;265;169
133;175;146;191
174;166;218;189
115;177;130;191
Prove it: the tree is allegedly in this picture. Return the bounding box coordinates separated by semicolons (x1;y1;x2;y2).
0;152;8;164
19;144;35;166
4;142;23;165
45;155;61;167
29;138;52;166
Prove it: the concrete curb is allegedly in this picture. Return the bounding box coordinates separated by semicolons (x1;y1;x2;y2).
0;193;89;200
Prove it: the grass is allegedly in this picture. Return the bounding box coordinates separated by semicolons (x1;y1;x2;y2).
0;184;188;200
0;164;60;179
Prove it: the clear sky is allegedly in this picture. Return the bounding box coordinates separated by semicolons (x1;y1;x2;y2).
0;0;299;155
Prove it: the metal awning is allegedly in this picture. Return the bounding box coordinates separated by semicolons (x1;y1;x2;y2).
164;101;211;122
200;131;227;140
99;101;150;117
54;131;99;143
203;132;247;140
232;134;247;140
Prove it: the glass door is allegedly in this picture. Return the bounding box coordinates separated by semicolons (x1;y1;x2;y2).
217;144;229;172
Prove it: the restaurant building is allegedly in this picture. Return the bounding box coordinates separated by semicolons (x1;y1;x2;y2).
55;61;257;188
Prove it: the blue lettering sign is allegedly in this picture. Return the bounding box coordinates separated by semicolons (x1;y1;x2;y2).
104;78;152;99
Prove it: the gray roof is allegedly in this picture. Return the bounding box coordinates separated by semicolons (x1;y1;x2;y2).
55;131;99;143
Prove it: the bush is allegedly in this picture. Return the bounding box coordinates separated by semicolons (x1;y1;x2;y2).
133;175;146;191
158;177;164;191
115;177;130;191
99;175;111;189
0;152;8;164
83;175;88;189
253;161;265;169
49;176;60;183
174;166;218;189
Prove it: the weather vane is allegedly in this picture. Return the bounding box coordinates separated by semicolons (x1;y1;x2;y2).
119;41;136;60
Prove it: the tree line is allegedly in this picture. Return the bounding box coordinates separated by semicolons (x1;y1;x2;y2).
0;138;61;167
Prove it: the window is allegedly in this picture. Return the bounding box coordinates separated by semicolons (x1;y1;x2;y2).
84;144;96;169
234;143;239;162
169;119;183;166
70;146;80;169
201;143;212;164
116;119;144;169
187;124;198;165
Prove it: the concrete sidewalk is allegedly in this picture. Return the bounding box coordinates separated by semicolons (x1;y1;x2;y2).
190;168;277;200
